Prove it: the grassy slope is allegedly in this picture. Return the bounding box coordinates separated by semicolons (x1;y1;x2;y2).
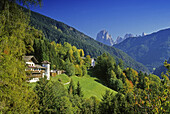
65;75;117;100
29;74;117;100
71;76;117;99
51;74;71;84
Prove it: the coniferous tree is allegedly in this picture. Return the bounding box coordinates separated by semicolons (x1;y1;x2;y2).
99;90;115;114
76;81;83;97
116;93;128;113
34;77;70;113
137;71;145;89
81;65;87;76
68;79;75;95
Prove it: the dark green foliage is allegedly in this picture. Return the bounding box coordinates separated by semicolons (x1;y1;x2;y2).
32;39;88;77
153;58;170;78
87;96;100;114
32;38;59;68
55;96;73;114
99;90;116;114
99;91;130;114
114;64;122;79
93;53;125;92
93;53;115;83
110;79;123;91
153;65;167;78
34;77;55;113
0;54;39;113
1;1;169;113
65;59;75;76
137;71;145;89
0;2;39;113
118;58;124;69
68;79;76;95
69;95;84;113
114;29;170;72
115;93;128;113
0;0;42;11
76;81;83;97
81;65;87;76
125;68;133;81
34;77;71;113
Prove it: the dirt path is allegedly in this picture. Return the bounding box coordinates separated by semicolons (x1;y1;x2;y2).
63;81;70;85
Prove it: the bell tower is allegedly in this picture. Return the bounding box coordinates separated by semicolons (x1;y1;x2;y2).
42;61;51;80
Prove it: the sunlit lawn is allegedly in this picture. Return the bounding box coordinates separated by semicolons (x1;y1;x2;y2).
51;74;70;84
70;75;117;100
29;73;117;100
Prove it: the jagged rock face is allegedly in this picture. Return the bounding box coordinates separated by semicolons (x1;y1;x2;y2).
96;30;114;46
115;34;134;44
115;36;123;44
124;33;134;39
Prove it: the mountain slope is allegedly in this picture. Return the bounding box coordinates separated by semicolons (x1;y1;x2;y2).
24;8;149;72
153;58;170;77
114;28;170;71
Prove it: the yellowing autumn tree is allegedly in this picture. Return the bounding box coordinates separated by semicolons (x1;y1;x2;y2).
0;0;41;113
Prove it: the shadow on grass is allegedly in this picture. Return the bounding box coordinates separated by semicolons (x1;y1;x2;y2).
87;69;107;86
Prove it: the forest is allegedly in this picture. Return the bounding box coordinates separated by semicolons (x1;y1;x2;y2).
0;0;170;113
25;2;149;73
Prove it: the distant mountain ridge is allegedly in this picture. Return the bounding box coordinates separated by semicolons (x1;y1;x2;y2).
115;33;134;44
96;30;147;45
114;28;170;71
23;8;149;72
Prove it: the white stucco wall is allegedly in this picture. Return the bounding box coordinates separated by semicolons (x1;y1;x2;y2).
28;78;39;83
91;58;95;67
42;64;50;80
26;62;35;66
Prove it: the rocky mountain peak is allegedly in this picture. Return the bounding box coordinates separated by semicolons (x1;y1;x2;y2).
124;33;134;39
96;30;114;46
115;36;123;44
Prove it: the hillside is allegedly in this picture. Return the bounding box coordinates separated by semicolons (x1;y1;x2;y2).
22;8;149;72
70;76;117;99
153;58;170;77
114;28;170;71
31;74;117;100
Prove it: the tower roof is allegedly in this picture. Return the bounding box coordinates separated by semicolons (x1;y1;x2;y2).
41;61;51;64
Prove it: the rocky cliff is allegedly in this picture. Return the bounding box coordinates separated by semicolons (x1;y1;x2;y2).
96;30;114;46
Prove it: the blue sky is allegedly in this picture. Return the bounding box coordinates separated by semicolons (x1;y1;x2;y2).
30;0;170;40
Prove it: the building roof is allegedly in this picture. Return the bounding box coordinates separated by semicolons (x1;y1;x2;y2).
28;65;46;69
23;56;39;63
41;61;51;64
35;65;46;69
